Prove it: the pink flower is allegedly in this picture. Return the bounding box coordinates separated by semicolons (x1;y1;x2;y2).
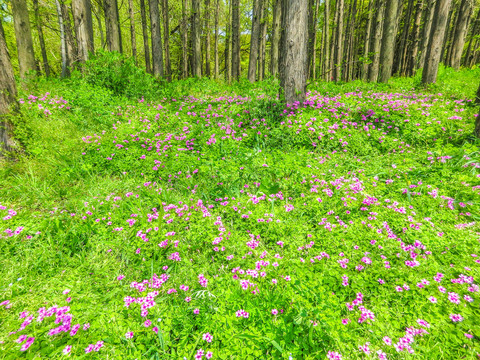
327;351;342;360
206;351;213;359
20;337;34;351
358;342;370;354
417;319;430;328
383;336;392;345
125;332;133;339
428;296;437;303
203;332;213;343
117;275;125;281
144;319;152;327
194;308;200;314
271;309;278;315
63;345;72;355
449;314;463;322
465;333;473;339
152;326;159;334
341;318;349;325
63;289;70;295
85;344;94;353
94;341;104;351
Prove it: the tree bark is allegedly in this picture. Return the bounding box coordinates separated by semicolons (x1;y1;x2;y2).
322;0;330;80
33;0;50;76
258;0;267;81
270;0;282;77
309;0;320;79
128;0;137;64
418;0;435;69
282;0;308;104
11;0;37;78
443;3;457;65
232;0;240;80
463;8;479;66
162;0;171;80
361;0;374;80
378;0;399;82
449;0;473;69
204;0;211;77
140;0;151;73
406;0;423;76
62;2;77;67
72;0;95;63
104;0;122;52
0;20;18;155
333;0;344;81
474;82;480;137
192;0;202;77
181;0;188;78
368;0;384;81
248;0;262;82
150;0;164;77
225;0;232;83
422;0;452;84
214;0;220;79
55;0;69;77
396;0;414;75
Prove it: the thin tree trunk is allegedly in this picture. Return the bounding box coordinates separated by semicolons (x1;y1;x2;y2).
474;82;480;137
33;0;50;76
225;0;232;83
270;0;282;77
368;0;384;81
62;2;77;67
307;0;315;78
444;3;457;65
450;0;473;69
92;1;106;49
406;0;423;75
282;0;308;104
182;0;188;78
422;0;452;84
140;0;151;73
379;0;399;82
232;0;240;80
162;0;171;80
104;0;122;52
72;0;95;63
343;0;357;81
204;0;211;77
192;0;202;77
396;0;414;75
312;0;320;79
128;0;137;64
333;0;344;81
150;0;164;77
258;0;267;81
248;0;262;82
11;0;37;78
361;0;374;80
463;8;479;66
0;20;18;155
214;0;219;79
55;0;69;77
418;0;435;69
323;0;330;80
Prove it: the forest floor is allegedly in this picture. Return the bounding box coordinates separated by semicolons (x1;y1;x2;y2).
1;65;480;359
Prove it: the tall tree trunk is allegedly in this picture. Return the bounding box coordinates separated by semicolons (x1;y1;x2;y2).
192;0;202;77
422;0;452;84
150;0;164;77
33;0;50;76
232;0;240;81
323;0;330;80
311;0;320;79
104;0;122;52
444;3;457;65
450;0;473;69
11;0;37;78
55;0;69;77
406;0;423;76
140;0;151;73
307;0;315;78
333;0;344;81
162;0;171;80
62;2;77;67
282;0;308;104
368;0;384;81
72;0;95;63
378;0;399;82
343;0;357;81
270;0;282;77
128;0;137;64
204;0;211;77
463;8;479;66
92;1;105;49
0;20;18;155
248;0;262;82
474;82;480;137
214;0;219;79
225;0;232;83
181;0;188;78
396;0;414;75
418;0;435;69
361;0;374;80
258;1;267;81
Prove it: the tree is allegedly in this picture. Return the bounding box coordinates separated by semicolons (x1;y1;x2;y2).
418;0;435;69
33;0;50;76
333;0;344;81
11;0;37;78
282;0;308;104
379;0;399;82
248;0;262;82
55;0;69;77
232;0;240;80
104;0;122;52
128;0;137;64
368;0;385;82
150;0;164;77
449;0;473;69
0;20;18;155
270;0;282;77
140;0;151;73
192;0;202;77
475;82;480;137
322;0;330;80
422;0;452;84
214;0;220;79
181;0;188;78
72;0;95;63
162;0;171;80
204;0;211;77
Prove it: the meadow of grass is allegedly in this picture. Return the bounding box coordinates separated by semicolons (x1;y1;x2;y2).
1;58;480;359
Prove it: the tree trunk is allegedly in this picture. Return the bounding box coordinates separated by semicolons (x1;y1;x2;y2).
474;82;480;137
204;0;211;77
368;0;384;81
162;0;171;80
449;0;473;69
343;0;356;81
258;0;267;81
181;0;188;78
0;20;18;155
333;0;344;81
282;0;308;104
225;0;232;83
214;0;219;79
128;0;137;64
270;0;282;77
92;1;106;49
378;0;399;82
322;0;330;80
11;0;37;78
444;3;457;65
104;0;122;52
310;0;320;79
396;0;414;75
62;2;77;67
72;0;95;63
361;0;374;80
422;0;452;84
192;0;202;77
248;0;262;82
150;0;164;77
307;0;315;79
232;0;240;81
33;0;50;76
406;0;423;76
140;0;151;73
55;0;69;77
463;8;479;66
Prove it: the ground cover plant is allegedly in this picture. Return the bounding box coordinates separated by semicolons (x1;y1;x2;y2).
1;67;480;359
